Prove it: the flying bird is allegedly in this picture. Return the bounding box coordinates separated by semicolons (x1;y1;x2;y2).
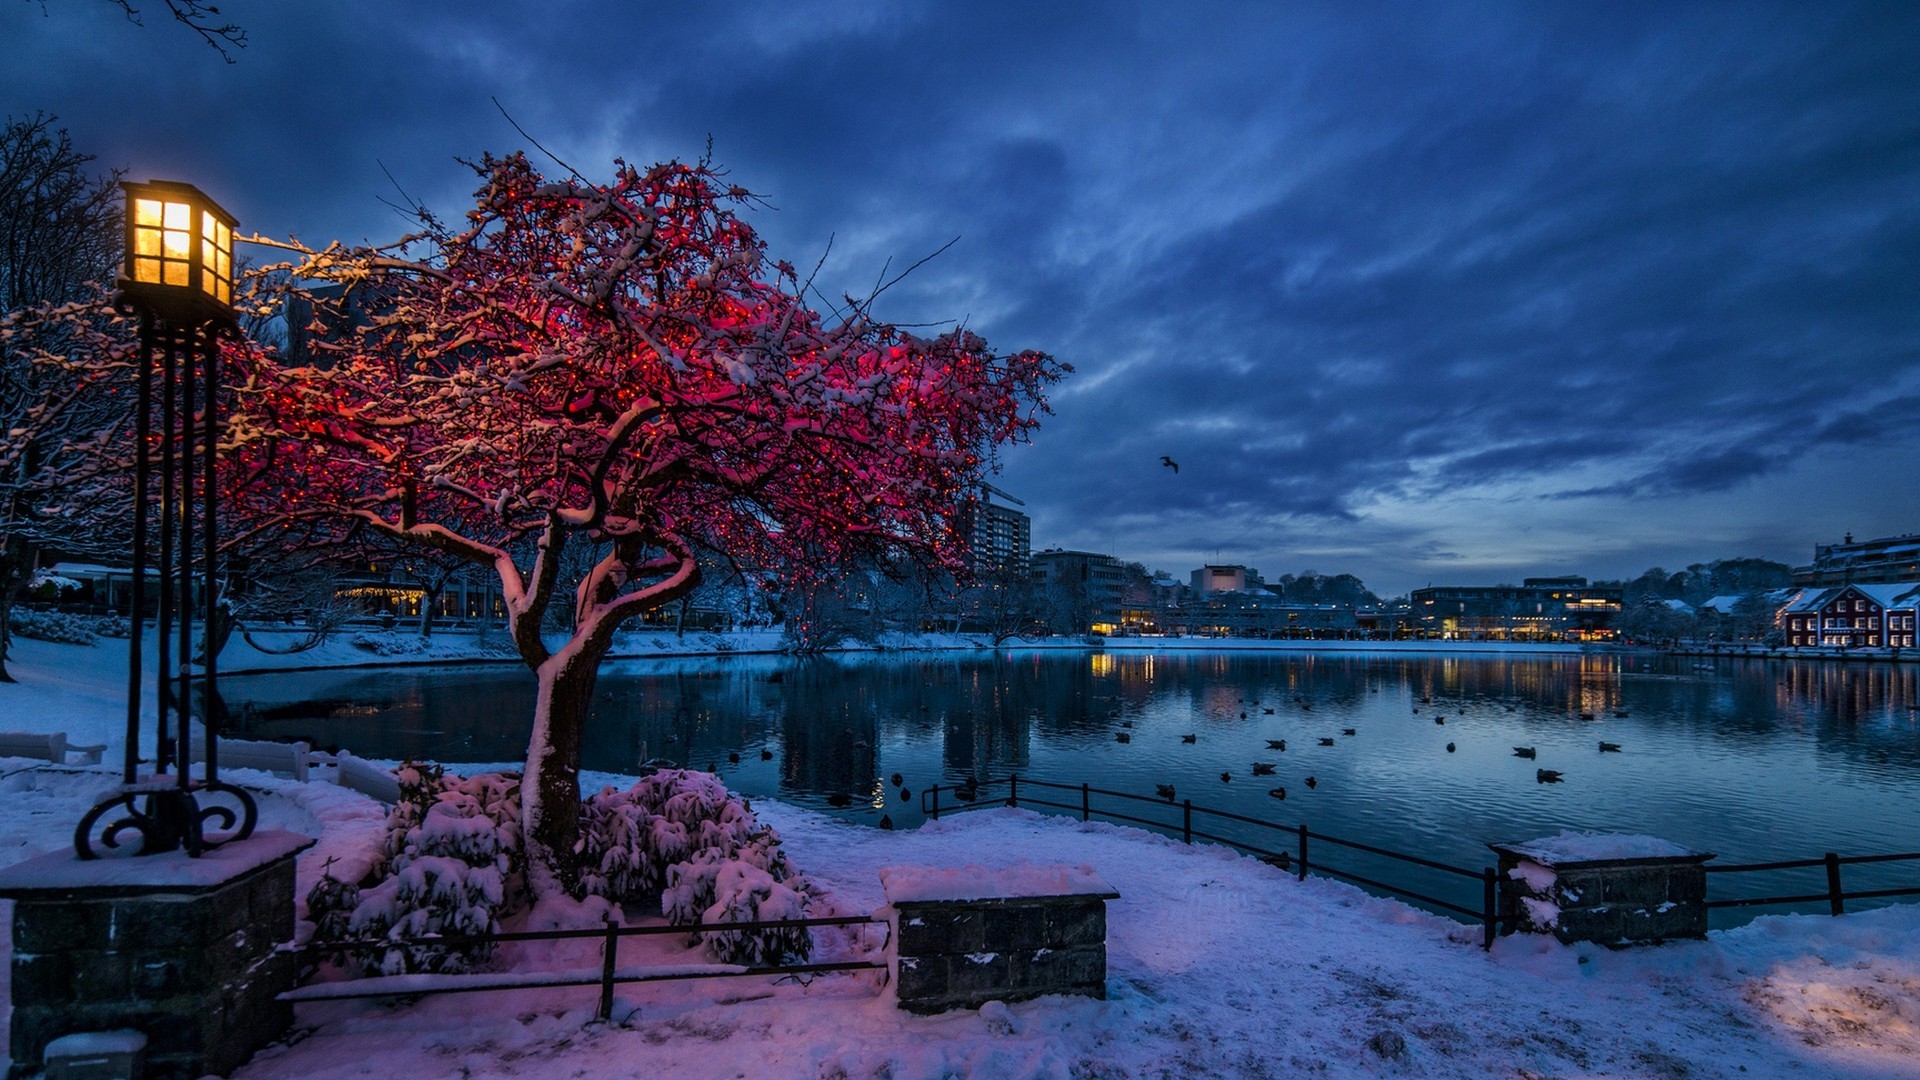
1161;455;1179;473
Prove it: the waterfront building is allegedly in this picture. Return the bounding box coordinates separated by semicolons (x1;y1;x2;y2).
1779;582;1920;648
1030;549;1128;634
1793;532;1920;587
1409;576;1622;641
957;485;1032;575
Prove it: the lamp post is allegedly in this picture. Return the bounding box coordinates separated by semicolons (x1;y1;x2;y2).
75;180;256;858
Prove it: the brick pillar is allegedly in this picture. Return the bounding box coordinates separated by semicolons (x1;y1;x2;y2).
1489;835;1713;946
881;865;1117;1015
1;830;313;1079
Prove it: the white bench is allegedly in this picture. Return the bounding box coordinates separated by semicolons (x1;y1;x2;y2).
332;750;401;803
0;731;107;765
181;724;331;782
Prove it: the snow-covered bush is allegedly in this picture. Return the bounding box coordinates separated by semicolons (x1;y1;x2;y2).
8;608;97;645
92;615;130;639
313;764;525;975
581;769;812;965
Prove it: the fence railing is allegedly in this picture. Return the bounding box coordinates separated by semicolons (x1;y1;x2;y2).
922;773;1920;944
923;774;1504;949
1705;851;1920;914
282;913;889;1019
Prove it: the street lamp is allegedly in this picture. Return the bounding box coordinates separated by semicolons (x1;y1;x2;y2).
75;180;255;858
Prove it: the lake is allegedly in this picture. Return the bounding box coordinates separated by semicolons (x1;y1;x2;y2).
227;649;1920;924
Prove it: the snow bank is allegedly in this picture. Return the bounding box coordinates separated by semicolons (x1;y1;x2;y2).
880;861;1115;903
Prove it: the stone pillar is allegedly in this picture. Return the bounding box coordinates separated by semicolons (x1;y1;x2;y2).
1489;834;1713;946
0;830;314;1079
881;864;1118;1015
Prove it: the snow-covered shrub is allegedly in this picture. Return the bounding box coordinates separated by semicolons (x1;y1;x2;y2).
303;858;361;962
92;615;131;639
314;764;525;975
591;769;811;965
348;846;504;975
8;608;97;645
699;860;810;966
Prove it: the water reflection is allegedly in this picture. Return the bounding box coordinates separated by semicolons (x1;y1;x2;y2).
229;650;1920;921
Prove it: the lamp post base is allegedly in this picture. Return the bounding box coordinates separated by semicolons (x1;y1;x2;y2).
74;776;258;860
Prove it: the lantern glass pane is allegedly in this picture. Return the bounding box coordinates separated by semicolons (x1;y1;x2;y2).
163;201;190;230
218;280;231;304
134;228;162;257
133;257;161;283
163;261;188;287
134;199;163;227
202;212;217;240
202;238;217;267
217;220;230;248
163;230;190;259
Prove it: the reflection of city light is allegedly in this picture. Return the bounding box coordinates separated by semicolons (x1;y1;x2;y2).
870;778;886;809
1090;653;1114;677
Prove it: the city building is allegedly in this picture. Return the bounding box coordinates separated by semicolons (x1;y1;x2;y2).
1030;549;1128;635
1409;576;1622;641
1779;583;1920;648
956;485;1031;575
1189;564;1265;595
1793;532;1920;587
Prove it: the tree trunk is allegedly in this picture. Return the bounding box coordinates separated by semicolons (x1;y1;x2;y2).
520;641;606;898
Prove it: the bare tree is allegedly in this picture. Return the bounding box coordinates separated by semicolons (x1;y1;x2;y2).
0;114;122;314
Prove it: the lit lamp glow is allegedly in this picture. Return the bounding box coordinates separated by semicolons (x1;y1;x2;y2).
121;179;236;321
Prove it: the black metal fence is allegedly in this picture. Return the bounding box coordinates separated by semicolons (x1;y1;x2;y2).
282;913;889;1019
924;775;1505;949
1706;851;1920;915
922;773;1920;943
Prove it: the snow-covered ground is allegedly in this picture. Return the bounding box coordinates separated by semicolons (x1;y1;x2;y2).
4;635;1919;1078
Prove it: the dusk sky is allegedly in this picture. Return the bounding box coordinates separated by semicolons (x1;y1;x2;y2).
6;2;1917;598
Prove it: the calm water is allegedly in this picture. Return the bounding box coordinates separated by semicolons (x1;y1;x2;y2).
227;650;1920;924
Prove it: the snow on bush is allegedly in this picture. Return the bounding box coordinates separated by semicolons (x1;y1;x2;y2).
582;769;812;965
350;631;431;656
310;763;525;975
8;608;97;645
308;765;809;973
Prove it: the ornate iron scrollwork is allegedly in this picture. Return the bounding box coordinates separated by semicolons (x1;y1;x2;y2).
74;781;258;859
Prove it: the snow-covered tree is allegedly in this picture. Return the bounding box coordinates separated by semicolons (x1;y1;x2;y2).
228;152;1065;894
0;292;136;681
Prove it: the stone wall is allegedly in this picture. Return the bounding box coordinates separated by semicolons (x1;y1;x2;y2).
1490;838;1712;946
890;890;1115;1014
1;831;311;1079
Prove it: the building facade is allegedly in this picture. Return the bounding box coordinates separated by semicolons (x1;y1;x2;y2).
1793;532;1920;587
1030;549;1127;634
1779;583;1920;648
957;488;1032;575
1410;577;1622;641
